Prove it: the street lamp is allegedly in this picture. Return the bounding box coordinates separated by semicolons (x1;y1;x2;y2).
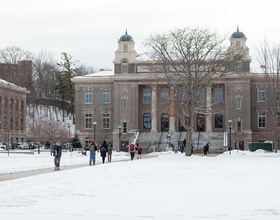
93;122;97;141
118;125;122;151
228;119;232;154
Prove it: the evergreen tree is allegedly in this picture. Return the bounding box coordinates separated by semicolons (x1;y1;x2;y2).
71;134;81;149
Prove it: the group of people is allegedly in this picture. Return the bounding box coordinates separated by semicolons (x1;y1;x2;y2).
89;140;113;165
128;143;142;160
52;139;210;170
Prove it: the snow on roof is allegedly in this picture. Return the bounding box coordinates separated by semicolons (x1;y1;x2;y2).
75;70;114;79
0;78;30;93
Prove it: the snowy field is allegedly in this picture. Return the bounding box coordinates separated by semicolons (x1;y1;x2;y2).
0;150;280;220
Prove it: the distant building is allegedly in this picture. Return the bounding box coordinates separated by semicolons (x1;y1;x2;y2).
72;28;279;152
0;78;30;144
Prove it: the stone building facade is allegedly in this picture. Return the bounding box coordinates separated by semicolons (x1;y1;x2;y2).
0;79;30;145
72;29;279;152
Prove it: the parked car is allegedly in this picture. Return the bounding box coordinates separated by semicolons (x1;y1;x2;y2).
18;143;29;149
0;142;7;150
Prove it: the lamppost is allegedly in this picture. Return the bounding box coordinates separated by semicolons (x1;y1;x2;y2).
228;119;232;154
118;125;122;152
93;122;97;141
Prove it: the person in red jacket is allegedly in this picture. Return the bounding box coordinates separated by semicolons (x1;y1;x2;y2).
129;143;136;160
136;143;142;159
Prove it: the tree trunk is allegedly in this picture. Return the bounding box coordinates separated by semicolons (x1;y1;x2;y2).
185;127;192;156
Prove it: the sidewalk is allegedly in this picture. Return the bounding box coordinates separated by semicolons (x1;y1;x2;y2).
0;153;156;182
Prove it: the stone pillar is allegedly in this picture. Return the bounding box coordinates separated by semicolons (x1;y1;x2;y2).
151;86;157;132
205;86;212;132
169;91;176;132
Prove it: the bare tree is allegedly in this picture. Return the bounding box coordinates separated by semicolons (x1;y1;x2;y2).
256;39;280;151
31;50;59;100
0;46;32;64
144;27;231;156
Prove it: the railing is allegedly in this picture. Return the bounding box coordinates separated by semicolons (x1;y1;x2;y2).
132;130;139;145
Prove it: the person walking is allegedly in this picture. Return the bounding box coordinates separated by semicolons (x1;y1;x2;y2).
129;143;136;160
53;141;62;170
203;143;209;156
136;143;142;159
100;140;108;164
107;142;113;163
89;140;97;166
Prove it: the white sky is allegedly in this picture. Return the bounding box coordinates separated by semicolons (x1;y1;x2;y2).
0;0;279;71
0;150;280;219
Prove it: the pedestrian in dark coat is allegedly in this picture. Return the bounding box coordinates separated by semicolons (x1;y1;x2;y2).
100;140;108;164
203;143;209;156
53;141;62;170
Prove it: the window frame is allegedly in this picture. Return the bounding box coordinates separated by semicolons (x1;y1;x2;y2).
258;87;266;103
143;88;151;103
121;59;128;74
258;112;266;128
85;113;92;129
236;97;241;109
214;87;223;103
85;90;93;104
102;89;110;104
214;113;223;129
143;113;151;129
102;113;110;129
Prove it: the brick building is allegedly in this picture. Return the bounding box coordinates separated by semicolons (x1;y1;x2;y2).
72;29;279;152
0;78;30;144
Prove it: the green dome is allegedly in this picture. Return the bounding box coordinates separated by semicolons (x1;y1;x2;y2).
120;30;133;41
231;27;245;38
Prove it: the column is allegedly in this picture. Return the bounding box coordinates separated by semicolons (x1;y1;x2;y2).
205;86;212;132
169;91;176;132
151;86;157;132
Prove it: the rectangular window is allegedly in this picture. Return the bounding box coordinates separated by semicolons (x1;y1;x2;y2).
102;89;110;104
237;121;241;132
258;87;266;102
196;90;205;103
236;97;241;109
258;112;266;128
143;88;151;103
123;122;128;133
179;87;187;102
214;114;223;129
85;114;92;129
161;88;169;99
214;87;223;102
121;62;128;74
123;98;127;110
103;113;110;129
85;90;93;104
278;113;280;127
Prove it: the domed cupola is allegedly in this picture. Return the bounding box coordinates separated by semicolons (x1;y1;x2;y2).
114;30;137;71
231;26;245;38
120;30;133;41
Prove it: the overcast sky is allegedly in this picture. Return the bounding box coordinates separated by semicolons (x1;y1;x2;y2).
0;0;279;71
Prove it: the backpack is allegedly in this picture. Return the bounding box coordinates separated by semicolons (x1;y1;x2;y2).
130;144;135;151
100;146;106;153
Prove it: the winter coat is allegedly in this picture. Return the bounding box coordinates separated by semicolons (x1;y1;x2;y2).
53;144;62;157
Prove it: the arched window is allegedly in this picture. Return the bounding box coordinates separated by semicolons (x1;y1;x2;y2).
121;59;128;74
143;113;151;129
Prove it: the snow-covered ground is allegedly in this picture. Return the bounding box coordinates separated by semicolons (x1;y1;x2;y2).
0;150;280;220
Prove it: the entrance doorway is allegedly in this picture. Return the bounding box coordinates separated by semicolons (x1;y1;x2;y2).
161;113;169;131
